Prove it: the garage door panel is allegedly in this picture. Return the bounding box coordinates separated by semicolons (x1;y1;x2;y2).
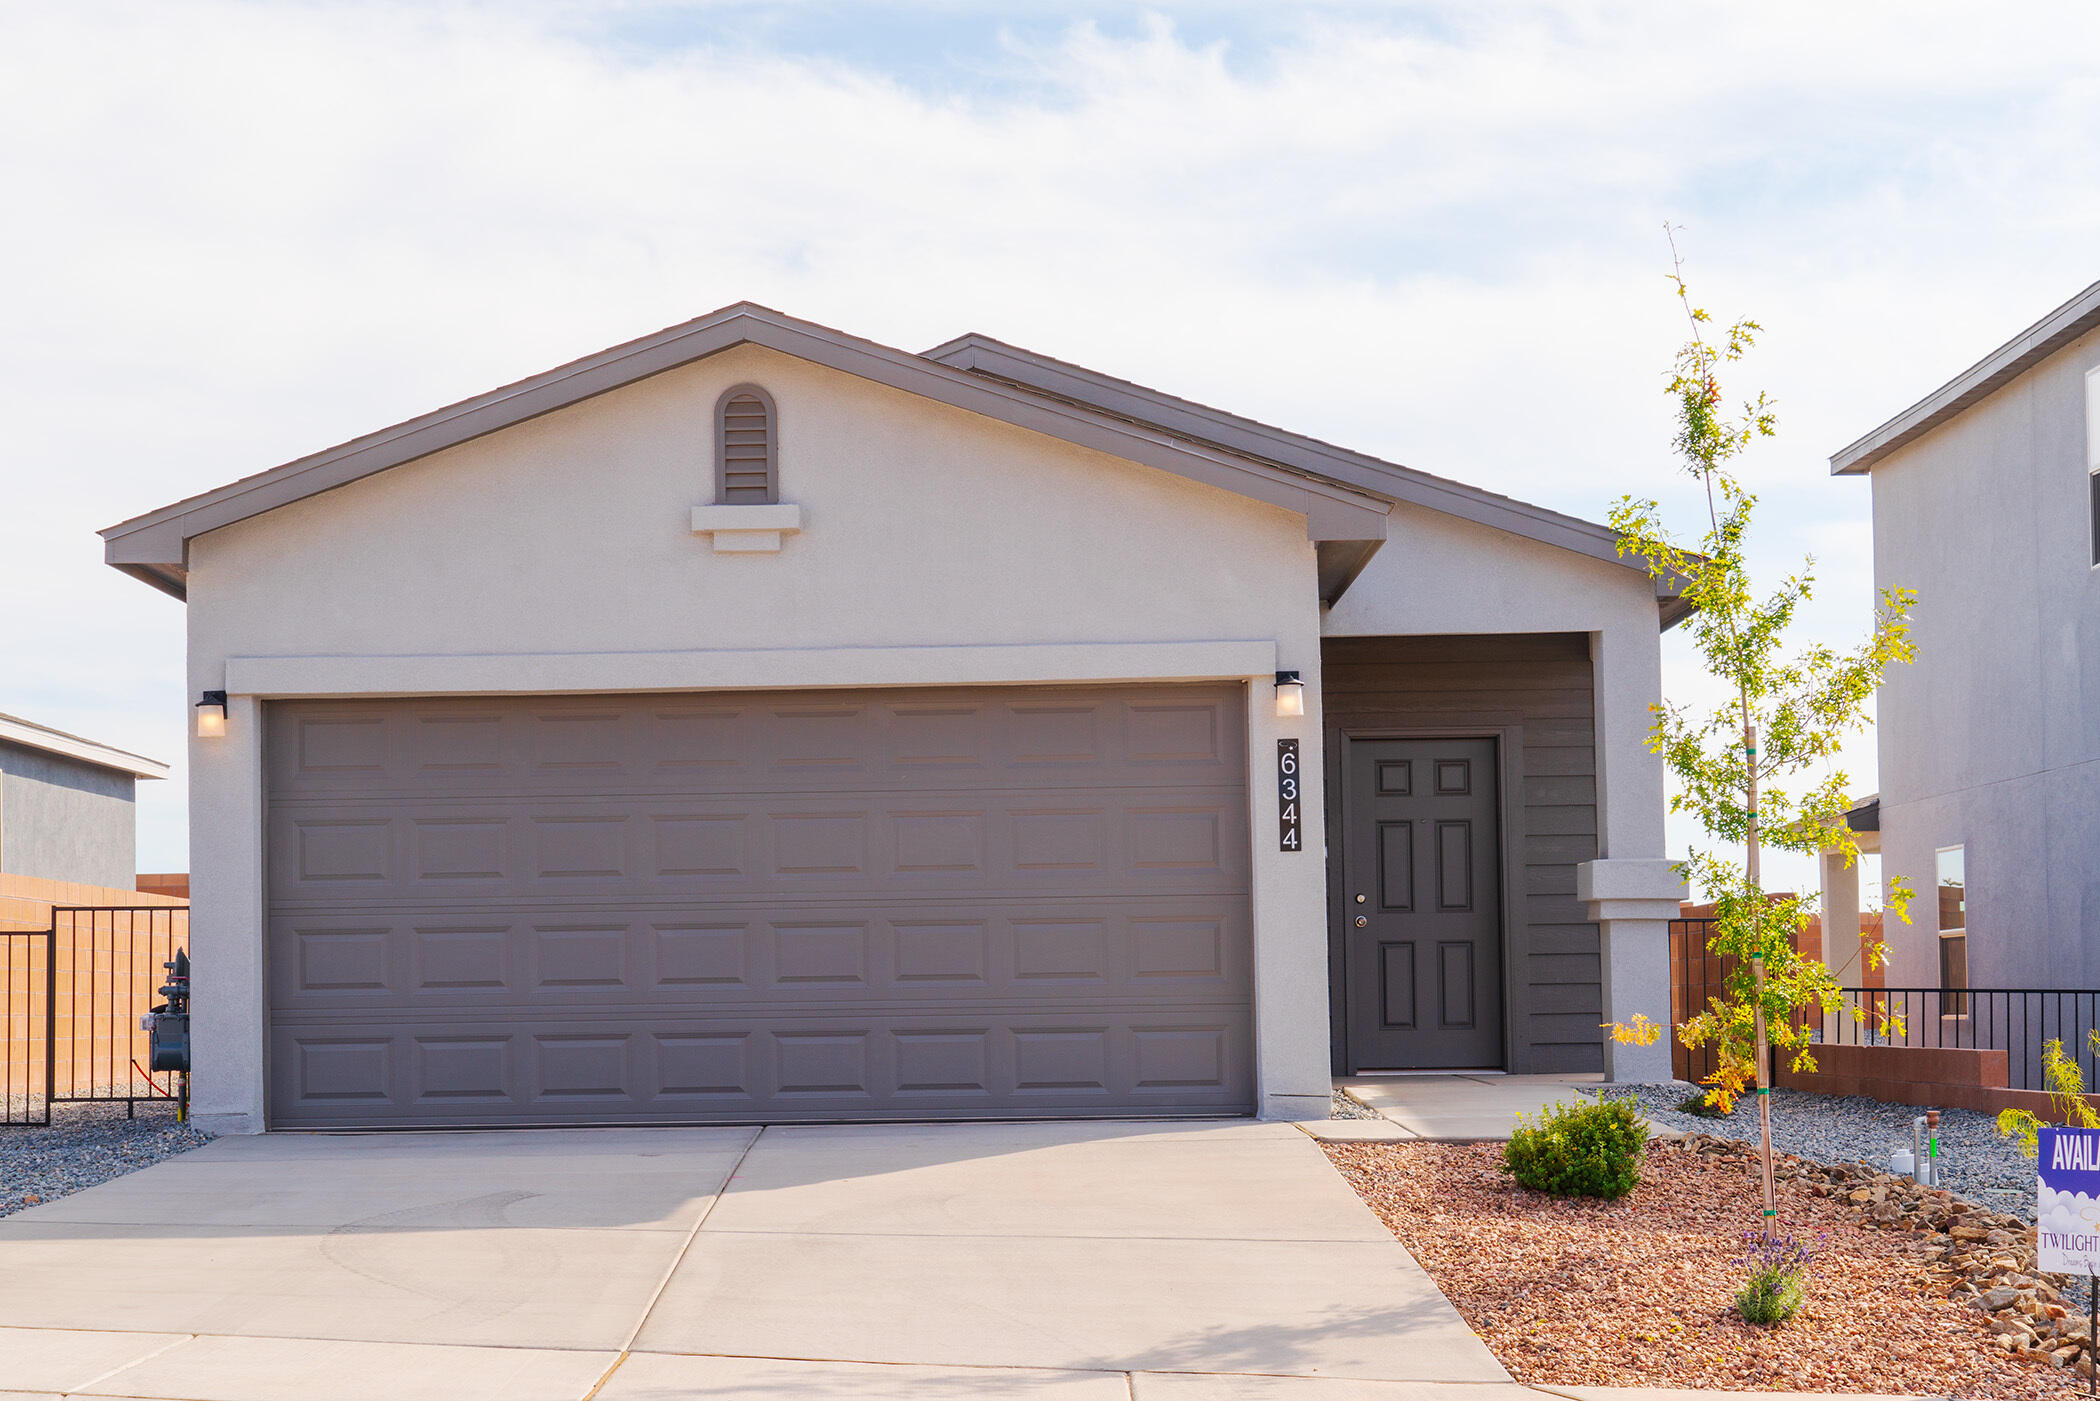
269;901;1250;1012
266;789;1250;906
269;1008;1252;1126
268;691;1246;799
267;685;1252;1127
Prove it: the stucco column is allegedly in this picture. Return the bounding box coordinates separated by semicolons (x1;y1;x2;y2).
1247;650;1332;1121
1583;621;1679;1083
187;689;268;1134
1818;849;1863;982
1577;858;1685;1082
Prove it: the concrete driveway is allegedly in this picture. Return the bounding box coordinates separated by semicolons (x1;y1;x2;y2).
0;1119;1519;1400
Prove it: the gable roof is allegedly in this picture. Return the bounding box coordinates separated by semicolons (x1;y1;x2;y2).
101;302;1676;615
0;712;169;780
925;331;1644;572
1831;276;2100;475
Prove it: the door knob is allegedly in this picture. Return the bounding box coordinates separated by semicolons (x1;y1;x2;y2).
1354;916;1368;928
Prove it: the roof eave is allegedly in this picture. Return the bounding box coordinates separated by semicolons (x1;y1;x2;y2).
1830;276;2100;475
0;715;171;780
926;331;1650;577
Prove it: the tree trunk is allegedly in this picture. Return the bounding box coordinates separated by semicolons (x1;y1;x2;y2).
1745;716;1776;1226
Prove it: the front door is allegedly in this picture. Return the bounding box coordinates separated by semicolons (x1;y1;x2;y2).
1342;737;1504;1070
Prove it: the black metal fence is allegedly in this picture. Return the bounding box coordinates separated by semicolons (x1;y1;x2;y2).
0;906;188;1127
1;928;53;1126
1807;986;2100;1095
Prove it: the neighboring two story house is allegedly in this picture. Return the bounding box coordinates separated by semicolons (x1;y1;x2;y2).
1831;278;2100;992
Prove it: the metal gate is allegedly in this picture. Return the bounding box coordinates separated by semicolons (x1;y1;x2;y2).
1;906;188;1127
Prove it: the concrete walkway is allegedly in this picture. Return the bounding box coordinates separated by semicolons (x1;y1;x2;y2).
1307;1074;1601;1144
0;1118;1517;1399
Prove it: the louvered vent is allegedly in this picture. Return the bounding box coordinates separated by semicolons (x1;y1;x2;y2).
716;386;777;504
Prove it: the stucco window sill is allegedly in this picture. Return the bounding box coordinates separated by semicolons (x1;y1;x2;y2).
690;503;802;553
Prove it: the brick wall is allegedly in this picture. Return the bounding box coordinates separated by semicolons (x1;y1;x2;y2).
134;873;189;901
1776;1041;2100;1119
0;873;185;931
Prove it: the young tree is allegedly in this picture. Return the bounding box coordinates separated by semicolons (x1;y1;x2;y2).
1610;231;1916;1228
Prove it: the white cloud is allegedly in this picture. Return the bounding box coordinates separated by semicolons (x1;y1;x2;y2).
0;0;2094;878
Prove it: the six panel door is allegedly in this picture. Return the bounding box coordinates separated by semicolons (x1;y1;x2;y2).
1341;737;1504;1071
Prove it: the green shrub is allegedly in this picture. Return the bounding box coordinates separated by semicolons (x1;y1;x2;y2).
1501;1095;1648;1199
1677;1089;1729;1119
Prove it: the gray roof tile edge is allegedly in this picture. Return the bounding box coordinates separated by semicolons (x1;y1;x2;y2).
1829;276;2100;475
924;330;1640;565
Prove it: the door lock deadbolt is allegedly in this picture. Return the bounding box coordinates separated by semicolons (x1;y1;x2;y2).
1354;894;1366;903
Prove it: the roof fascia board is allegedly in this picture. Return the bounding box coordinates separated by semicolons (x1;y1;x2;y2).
1830;277;2100;475
102;306;1391;582
925;333;1640;571
0;716;170;779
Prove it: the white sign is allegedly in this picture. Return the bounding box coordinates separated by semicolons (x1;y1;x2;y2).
2037;1127;2100;1275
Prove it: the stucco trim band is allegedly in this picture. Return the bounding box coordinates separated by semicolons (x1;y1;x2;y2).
221;639;1282;699
1576;856;1688;922
690;501;804;553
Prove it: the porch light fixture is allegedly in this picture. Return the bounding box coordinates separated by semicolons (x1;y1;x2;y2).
195;690;228;739
1274;670;1305;718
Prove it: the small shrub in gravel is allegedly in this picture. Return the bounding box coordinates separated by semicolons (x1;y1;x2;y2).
1586;1083;2052;1224
1503;1096;1647;1199
1734;1229;1816;1324
1677;1089;1729;1119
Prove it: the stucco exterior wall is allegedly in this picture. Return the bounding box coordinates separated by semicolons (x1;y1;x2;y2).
184;344;1335;1130
0;740;137;890
1864;327;2100;990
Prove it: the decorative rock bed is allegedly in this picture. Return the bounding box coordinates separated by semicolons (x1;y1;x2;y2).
1673;1132;2095;1375
1328;1128;2092;1396
0;1101;211;1219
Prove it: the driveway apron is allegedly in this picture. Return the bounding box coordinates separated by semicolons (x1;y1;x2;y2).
0;1118;1510;1398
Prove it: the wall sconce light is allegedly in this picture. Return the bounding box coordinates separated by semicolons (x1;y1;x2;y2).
1274;670;1305;719
195;690;228;739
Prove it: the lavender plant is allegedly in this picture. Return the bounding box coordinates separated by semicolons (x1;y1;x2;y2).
1733;1230;1817;1325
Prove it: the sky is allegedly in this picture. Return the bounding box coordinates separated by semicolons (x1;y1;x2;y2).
2;0;2097;896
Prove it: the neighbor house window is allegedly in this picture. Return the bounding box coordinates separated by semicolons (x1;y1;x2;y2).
715;384;778;504
2088;365;2099;566
1937;845;1967;1012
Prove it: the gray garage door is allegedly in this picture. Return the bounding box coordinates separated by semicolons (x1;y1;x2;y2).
265;685;1253;1127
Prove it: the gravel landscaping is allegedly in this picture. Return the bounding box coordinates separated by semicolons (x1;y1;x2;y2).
1331;1087;1383;1119
1585;1082;2044;1221
1328;1135;2078;1398
1;1101;212;1218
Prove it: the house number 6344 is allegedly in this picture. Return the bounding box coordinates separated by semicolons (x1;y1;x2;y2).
1277;739;1301;851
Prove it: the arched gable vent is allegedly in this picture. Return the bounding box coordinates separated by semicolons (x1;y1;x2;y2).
715;384;778;504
